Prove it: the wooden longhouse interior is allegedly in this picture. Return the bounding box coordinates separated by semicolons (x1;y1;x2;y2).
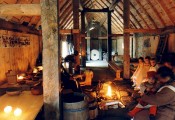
0;0;175;120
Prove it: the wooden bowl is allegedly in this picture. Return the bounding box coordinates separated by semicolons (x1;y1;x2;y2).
31;86;43;95
6;87;21;96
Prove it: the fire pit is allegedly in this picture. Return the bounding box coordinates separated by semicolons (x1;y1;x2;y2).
96;81;125;110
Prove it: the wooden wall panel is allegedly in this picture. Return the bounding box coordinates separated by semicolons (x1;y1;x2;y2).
0;30;40;82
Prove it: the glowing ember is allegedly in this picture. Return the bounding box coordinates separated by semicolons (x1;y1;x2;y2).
106;85;112;97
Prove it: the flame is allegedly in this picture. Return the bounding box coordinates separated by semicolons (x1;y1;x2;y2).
107;85;112;97
17;76;24;80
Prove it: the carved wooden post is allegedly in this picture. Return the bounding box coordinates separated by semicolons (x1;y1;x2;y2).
73;0;80;66
123;0;130;79
41;0;60;119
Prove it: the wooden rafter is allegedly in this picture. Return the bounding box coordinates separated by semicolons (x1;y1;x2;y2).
65;20;73;29
60;0;68;12
124;28;161;33
59;0;71;17
156;0;174;25
101;0;123;32
59;3;72;27
116;3;137;29
112;18;123;32
0;18;41;35
61;12;73;29
130;1;150;29
119;0;142;28
59;0;72;18
135;0;158;29
109;0;120;10
146;0;166;27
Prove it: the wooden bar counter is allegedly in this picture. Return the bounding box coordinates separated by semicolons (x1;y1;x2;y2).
0;91;43;120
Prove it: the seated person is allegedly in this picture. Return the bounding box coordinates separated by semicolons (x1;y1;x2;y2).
134;66;175;120
61;65;81;92
128;71;159;120
149;58;159;72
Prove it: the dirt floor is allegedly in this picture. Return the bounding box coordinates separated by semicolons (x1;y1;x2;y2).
83;67;136;120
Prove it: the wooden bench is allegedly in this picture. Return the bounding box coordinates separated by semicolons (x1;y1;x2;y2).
108;61;123;80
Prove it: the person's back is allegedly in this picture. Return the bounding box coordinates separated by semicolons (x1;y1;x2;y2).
134;66;175;120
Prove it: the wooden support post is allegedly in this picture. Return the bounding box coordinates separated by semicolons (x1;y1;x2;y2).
123;0;130;79
107;11;112;61
73;0;80;66
41;0;60;119
81;11;86;67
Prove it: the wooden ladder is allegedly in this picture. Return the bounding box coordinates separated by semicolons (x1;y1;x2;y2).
156;34;168;63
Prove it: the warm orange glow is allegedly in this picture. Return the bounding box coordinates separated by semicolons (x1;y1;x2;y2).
14;108;22;116
4;106;12;113
106;85;112;97
17;76;24;80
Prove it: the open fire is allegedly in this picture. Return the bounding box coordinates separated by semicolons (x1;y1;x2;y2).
106;85;112;97
96;81;125;109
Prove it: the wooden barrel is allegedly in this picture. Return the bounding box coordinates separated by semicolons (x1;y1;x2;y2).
88;98;98;120
63;93;89;120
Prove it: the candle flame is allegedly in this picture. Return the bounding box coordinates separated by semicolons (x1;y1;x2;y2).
107;85;112;97
18;76;24;80
4;106;12;113
14;108;22;116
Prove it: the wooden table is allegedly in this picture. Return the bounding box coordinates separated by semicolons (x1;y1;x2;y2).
0;91;43;120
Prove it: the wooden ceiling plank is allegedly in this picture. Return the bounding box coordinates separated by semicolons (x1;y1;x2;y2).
119;0;142;28
59;0;68;11
100;0;123;32
61;12;73;29
59;0;72;18
84;0;93;8
116;2;138;29
147;0;166;27
112;18;123;32
65;20;73;29
60;0;71;16
135;0;158;29
155;0;174;25
109;0;120;10
59;4;72;26
130;1;150;29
